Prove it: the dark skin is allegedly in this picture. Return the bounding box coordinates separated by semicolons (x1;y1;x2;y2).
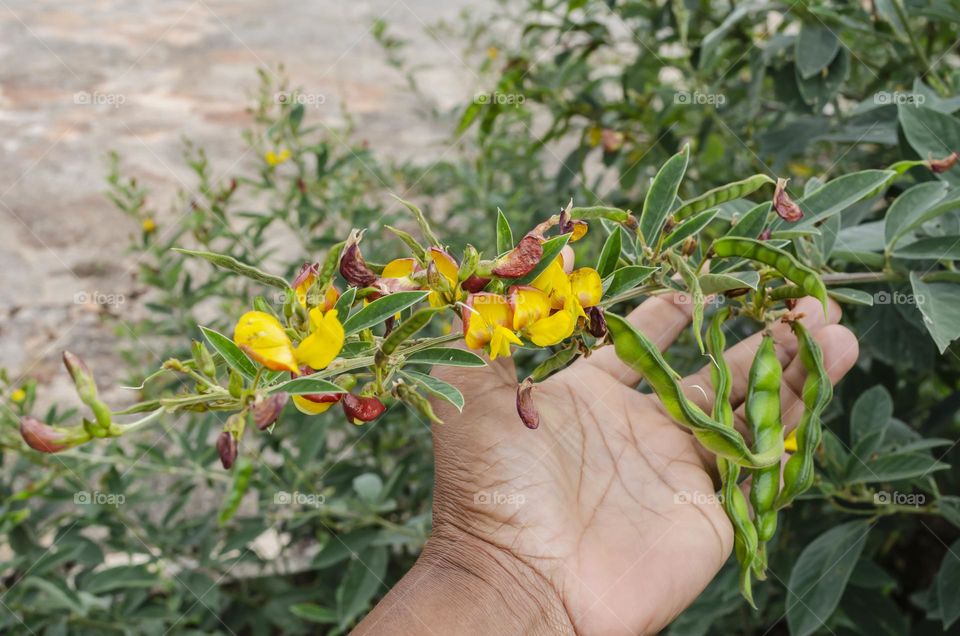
355;294;858;635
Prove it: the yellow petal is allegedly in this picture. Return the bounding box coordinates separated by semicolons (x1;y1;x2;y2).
295;273;316;307
509;286;552;331
569;221;589;242
531;259;571;309
429;247;459;285
489;325;522;360
295;309;344;370
292;394;337;415
463;293;513;350
784;428;798;454
569;268;602;308
382;257;417;278
234;311;298;373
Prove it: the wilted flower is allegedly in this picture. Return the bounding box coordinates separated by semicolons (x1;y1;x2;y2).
253;393;289;429
342;394;386;424
773;178;803;222
928;151;958;174
492;235;543;278
339;231;378;287
516;379;540;429
217;431;238;469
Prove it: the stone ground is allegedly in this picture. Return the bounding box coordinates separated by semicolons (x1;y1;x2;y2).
0;0;487;407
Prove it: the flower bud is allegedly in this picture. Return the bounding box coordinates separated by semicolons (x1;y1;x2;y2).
20;417;90;453
217;431;238;469
339;231;378;287
253;393;288;430
462;274;491;293
191;341;217;378
63;351;96;403
516;379;540;429
458;245;480;281
758;228;772;241
773;178;803;222
928;152;958;174
342;394;386;424
492;235;543;278
558;207;589;241
586;306;607;338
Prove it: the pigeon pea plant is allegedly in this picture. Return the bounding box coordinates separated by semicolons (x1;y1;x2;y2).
17;143;960;604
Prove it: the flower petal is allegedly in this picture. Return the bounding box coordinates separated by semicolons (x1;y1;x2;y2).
509;286;552;331
234;311;298;373
569;268;602;308
295;309;345;370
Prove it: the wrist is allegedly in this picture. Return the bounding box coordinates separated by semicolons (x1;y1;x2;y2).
355;524;574;635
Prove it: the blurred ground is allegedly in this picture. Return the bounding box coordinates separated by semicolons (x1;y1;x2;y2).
0;0;481;405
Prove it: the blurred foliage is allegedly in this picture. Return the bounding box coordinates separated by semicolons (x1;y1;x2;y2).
3;1;960;635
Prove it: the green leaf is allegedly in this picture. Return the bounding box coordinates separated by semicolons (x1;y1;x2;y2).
80;565;157;595
172;248;291;290
668;253;705;352
336;546;388;627
698;271;760;294
401;370;464;411
847;452;949;483
827;287;874;306
849;385;893;461
200;326;258;380
937;538;960;629
899;104;960;186
786;521;871;636
893;236;960;260
290;603;337;624
353;473;383;503
662;208;720;250
314;528;380;568
334;286;357;317
21;577;86;615
404;347;486;367
342;291;429;335
788;170;895;229
392;196;442;248
513;234;570;285
910;274;960;352
796;24;840;79
883;181;950;250
640;145;689;246
270;375;345;395
726;202;770;238
596;226;623;278
496;209;514;255
602;266;659;298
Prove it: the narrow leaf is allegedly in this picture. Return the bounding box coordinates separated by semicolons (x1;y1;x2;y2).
342;291;429;335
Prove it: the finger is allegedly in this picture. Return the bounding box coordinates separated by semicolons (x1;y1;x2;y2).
680;296;842;413
580;293;695;385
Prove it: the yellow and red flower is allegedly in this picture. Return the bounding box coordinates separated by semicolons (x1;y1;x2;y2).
463;293;522;360
233;307;344;375
293;262;339;310
427;247;462;307
509;286;576;347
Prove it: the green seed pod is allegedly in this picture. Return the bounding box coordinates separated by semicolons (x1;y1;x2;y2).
777;321;831;509
219;457;253;523
228;369;244;399
673;174;775;221
376;308;440;366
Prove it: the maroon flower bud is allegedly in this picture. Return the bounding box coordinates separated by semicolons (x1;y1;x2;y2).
928;152;958;174
492;235;543;278
516;379;540;429
773;178;803;222
586;306;608;338
784;298;798;310
461;274;491;293
758;228;772;241
339;231;378;287
20;417;71;453
217;431;238;469
253;393;288;430
342;394;386;424
292;262;320;290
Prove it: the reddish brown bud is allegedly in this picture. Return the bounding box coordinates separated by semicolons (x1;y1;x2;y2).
758;228;772;241
492;235;543;278
253;393;288;430
516;379;540;429
339;232;378;287
681;236;697;256
20;417;71;453
217;431;238;469
342;394;386;424
725;287;749;298
928;152;958;174
462;274;491;293
773;178;803;222
784;297;798;310
292;262;319;289
297;178;307;194
586;306;607;338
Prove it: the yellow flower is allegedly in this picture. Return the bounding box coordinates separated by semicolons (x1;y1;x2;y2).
486;46;499;60
234;311;299;374
510;286;579;347
296;308;345;370
292;393;340;415
265;149;291;167
428;247;461;307
142;218;156;233
569;267;602;309
531;258;571;309
784;428;798;453
463;293;522;360
382;257;418;278
11;388;26;403
294;272;339;310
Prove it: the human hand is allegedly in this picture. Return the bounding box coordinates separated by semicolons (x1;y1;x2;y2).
358;293;858;635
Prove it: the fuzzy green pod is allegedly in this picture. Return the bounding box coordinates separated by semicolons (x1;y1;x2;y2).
673;174;775;221
606;313;779;468
712;237;827;314
777;321;831;509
